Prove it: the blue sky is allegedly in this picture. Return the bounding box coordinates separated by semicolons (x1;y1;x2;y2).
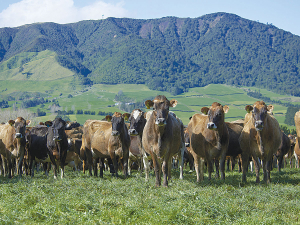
0;0;299;36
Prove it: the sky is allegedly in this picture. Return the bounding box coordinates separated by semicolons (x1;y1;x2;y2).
0;0;299;36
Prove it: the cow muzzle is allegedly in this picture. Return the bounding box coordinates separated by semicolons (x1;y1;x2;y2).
207;122;217;130
111;131;120;136
255;120;264;131
155;118;166;126
128;129;138;136
15;133;22;139
53;136;62;141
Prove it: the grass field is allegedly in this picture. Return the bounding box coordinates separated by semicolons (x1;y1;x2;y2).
1;166;300;224
1;82;299;128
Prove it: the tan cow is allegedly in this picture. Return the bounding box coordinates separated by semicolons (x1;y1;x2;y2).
142;95;185;187
0;117;30;178
239;101;281;183
81;112;131;178
294;110;300;167
187;102;229;182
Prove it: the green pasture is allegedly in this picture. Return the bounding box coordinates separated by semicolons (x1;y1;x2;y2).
1;82;299;127
1;167;300;224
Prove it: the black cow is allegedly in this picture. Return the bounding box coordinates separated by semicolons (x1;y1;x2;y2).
27;118;68;178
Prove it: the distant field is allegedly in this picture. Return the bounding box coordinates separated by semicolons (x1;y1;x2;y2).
1;83;299;128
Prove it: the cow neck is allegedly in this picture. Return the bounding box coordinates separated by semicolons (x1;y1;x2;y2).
214;123;224;151
13;137;26;156
253;115;270;155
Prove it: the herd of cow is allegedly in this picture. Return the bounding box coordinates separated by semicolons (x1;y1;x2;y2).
1;95;300;187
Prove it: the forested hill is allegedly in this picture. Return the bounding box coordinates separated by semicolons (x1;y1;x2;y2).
1;12;300;95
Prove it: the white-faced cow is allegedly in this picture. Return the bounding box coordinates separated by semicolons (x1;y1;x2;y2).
187;102;229;182
142;95;185;187
81;112;131;178
0;117;30;178
127;109;149;177
27;117;68;179
239;101;281;183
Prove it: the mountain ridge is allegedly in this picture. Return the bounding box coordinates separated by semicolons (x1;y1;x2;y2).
1;12;300;95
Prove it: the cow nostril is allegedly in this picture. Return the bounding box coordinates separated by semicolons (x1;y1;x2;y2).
111;131;120;136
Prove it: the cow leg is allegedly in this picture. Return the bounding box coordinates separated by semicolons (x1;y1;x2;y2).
231;156;235;171
31;159;35;177
266;159;272;184
194;155;204;182
7;155;12;178
151;153;161;187
241;153;250;183
142;150;150;181
110;153;118;178
220;152;226;180
93;158;98;177
178;144;185;179
214;159;220;179
277;155;283;173
99;158;104;178
252;155;261;183
128;157;131;176
123;149;129;179
162;160;168;187
207;160;213;180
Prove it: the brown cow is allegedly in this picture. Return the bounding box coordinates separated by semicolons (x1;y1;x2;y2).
239;101;281;183
0;117;30;178
294;110;300;168
142;95;185;187
274;131;291;172
187;102;229;182
81;112;131;178
225;122;243;171
284;134;297;168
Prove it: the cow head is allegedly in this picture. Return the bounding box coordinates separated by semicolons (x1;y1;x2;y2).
145;95;177;126
65;121;81;130
245;101;273;131
109;112;128;136
201;102;229;130
184;129;190;147
128;109;146;136
51;117;66;141
8;117;30;139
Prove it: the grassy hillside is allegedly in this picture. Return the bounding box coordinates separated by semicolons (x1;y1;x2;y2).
5;83;293;128
0;50;74;81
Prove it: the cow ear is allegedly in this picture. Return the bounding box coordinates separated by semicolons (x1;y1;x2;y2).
267;104;274;113
26;120;31;126
223;105;229;114
8;120;15;126
105;115;112;122
169;99;178;108
45;121;52;127
245;105;253;113
122;113;130;121
201;107;209;115
145;100;154;109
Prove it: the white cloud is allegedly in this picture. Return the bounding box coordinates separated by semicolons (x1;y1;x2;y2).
0;0;128;28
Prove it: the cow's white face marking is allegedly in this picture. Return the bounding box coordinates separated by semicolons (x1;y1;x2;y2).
133;110;141;120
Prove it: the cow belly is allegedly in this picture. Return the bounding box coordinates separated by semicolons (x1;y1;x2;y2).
35;156;51;163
